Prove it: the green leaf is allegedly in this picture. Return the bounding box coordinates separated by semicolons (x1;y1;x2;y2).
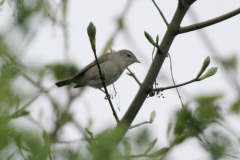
110;48;115;52
172;134;187;146
202;132;229;160
146;147;169;158
145;138;158;154
195;94;223;104
167;121;172;138
20;110;30;116
174;108;192;135
126;72;131;76
156;34;159;43
0;36;9;56
38;67;47;81
42;130;49;146
122;140;131;155
221;54;237;70
229;97;240;114
195;105;220;121
85;128;93;136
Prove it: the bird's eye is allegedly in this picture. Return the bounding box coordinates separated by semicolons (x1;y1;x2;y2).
127;54;131;57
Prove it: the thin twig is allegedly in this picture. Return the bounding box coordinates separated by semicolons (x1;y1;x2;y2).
129;121;152;129
152;0;169;26
179;7;240;34
47;145;52;160
7;149;18;160
92;49;120;123
127;68;141;86
112;84;121;111
27;116;44;130
154;78;197;92
72;120;86;134
10;93;41;119
17;146;27;160
85;128;97;146
167;53;185;108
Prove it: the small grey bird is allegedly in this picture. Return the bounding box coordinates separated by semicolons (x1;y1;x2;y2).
55;49;140;89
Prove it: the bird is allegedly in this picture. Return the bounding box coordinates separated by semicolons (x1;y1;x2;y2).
55;49;140;89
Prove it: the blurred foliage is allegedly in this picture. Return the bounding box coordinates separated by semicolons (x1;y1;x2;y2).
221;54;238;71
12;0;56;32
201;132;231;160
47;63;79;80
165;94;239;159
172;95;221;139
229;97;240;114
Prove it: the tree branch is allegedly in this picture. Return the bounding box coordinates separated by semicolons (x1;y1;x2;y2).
152;0;169;26
95;1;196;158
129;121;152;129
126;68;141;86
179;7;240;34
154;78;196;92
92;49;120;123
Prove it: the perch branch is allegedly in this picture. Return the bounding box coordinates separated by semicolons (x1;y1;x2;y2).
92;49;120;123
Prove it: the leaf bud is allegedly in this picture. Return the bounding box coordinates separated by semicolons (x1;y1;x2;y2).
149;110;156;122
197;67;218;81
87;22;96;51
102;69;107;80
144;31;155;46
196;56;210;78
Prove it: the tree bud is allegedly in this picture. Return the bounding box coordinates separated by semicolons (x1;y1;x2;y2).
196;56;210;78
149;110;156;122
87;22;96;51
197;67;218;81
144;31;155;46
102;69;106;80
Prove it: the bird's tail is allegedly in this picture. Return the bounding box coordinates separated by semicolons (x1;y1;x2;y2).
55;78;71;87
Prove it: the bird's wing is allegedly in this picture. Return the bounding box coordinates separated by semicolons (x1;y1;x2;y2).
70;53;111;81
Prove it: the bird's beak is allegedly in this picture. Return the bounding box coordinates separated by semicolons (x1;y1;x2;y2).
135;59;141;63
